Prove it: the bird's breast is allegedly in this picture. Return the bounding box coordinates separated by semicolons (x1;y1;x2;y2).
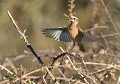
68;26;83;43
68;25;78;38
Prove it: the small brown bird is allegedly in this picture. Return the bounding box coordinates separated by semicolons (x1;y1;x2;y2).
41;15;98;52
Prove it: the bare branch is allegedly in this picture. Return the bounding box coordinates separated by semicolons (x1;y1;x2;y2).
68;0;75;16
0;65;14;75
7;11;44;65
100;0;120;34
7;11;29;45
59;47;91;84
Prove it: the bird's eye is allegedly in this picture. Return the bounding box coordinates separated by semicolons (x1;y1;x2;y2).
73;18;76;20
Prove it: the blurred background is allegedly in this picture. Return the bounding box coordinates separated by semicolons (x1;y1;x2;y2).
0;0;120;55
0;0;120;83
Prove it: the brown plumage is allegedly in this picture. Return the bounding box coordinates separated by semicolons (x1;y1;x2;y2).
41;15;98;52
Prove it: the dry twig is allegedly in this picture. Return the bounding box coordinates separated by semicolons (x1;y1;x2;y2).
68;0;75;16
100;0;120;34
0;65;14;75
7;11;58;84
59;47;95;84
7;11;44;65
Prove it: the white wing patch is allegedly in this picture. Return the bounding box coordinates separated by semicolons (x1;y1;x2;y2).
41;28;72;42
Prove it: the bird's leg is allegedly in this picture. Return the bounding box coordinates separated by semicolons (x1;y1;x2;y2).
68;41;75;52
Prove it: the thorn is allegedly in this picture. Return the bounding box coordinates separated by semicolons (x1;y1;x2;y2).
24;29;26;34
20;36;23;38
64;14;69;18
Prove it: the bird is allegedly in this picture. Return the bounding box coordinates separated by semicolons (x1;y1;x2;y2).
41;15;98;52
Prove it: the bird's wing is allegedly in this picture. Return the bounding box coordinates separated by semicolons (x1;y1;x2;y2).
82;33;98;42
41;27;72;42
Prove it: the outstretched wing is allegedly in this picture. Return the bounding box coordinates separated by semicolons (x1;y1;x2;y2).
41;27;72;42
82;33;98;42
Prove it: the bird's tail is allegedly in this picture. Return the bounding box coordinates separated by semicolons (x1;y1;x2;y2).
78;44;86;52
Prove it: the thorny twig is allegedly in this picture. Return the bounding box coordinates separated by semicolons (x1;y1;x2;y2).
43;52;67;80
68;0;75;16
69;53;89;75
13;66;59;84
7;11;58;83
0;68;43;83
7;11;44;65
13;68;43;83
59;47;97;84
44;66;60;84
100;0;120;34
0;65;14;75
42;47;97;84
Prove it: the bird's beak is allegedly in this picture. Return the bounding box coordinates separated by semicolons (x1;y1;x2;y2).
64;14;71;20
68;16;74;22
70;19;74;22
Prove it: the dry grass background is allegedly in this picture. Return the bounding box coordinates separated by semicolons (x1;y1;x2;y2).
0;0;120;84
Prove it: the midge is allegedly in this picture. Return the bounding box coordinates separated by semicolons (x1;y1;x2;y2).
41;15;98;52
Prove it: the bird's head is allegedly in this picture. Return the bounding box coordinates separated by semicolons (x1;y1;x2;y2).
68;15;79;25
